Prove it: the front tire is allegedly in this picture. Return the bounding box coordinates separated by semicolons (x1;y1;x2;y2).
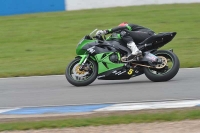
65;58;98;86
144;50;180;82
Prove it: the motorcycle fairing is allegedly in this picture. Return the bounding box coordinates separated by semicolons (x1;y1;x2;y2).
97;65;144;80
82;40;131;56
138;32;177;51
94;53;124;74
76;39;96;55
97;66;132;80
80;40;133;74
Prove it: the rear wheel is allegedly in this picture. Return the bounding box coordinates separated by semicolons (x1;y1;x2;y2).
65;58;98;86
144;50;180;82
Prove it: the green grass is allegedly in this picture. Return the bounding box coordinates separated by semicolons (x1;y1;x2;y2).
0;3;200;77
1;109;200;131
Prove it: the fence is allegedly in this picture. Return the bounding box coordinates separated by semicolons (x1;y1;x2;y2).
0;0;200;16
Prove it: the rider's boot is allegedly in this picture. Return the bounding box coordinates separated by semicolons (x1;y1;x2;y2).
126;41;142;61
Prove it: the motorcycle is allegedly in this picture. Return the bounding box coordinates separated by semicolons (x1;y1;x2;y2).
65;29;180;86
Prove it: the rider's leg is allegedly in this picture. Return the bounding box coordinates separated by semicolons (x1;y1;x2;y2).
128;31;153;43
127;41;142;60
120;31;142;61
123;31;155;61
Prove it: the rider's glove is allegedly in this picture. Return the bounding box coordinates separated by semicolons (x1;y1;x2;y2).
96;30;107;36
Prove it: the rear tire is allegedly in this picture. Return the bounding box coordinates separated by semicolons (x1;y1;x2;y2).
144;50;180;82
65;58;98;86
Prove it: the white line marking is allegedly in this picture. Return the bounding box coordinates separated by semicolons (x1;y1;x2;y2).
0;99;199;109
95;100;200;111
0;108;20;114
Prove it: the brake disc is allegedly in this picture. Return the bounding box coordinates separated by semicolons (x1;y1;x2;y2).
72;64;89;76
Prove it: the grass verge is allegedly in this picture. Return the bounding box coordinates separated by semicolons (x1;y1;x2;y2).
0;108;200;131
0;3;200;78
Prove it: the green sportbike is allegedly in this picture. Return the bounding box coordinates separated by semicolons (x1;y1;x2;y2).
65;29;180;86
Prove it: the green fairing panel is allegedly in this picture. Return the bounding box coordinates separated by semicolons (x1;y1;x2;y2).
76;39;96;55
94;53;124;74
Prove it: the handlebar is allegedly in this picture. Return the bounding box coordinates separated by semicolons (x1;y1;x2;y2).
86;29;106;42
93;34;105;41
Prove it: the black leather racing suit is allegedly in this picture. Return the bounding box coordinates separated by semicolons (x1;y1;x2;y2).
105;23;156;44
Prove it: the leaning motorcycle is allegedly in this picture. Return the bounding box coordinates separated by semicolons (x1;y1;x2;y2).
65;29;180;86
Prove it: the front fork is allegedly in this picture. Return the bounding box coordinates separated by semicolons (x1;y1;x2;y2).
78;54;89;71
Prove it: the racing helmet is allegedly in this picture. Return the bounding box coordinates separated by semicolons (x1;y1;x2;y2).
118;22;128;26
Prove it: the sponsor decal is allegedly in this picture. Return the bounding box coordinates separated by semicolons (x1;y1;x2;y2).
135;70;139;74
112;70;126;75
87;46;95;54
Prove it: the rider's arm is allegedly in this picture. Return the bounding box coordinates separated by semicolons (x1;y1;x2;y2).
105;25;132;34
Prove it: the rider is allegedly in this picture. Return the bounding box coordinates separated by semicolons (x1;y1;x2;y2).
96;22;156;61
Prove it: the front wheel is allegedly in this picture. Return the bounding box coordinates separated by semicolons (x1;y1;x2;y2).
144;50;180;82
65;58;98;86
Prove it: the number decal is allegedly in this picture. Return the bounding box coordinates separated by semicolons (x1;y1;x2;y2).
128;69;133;75
87;46;95;54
